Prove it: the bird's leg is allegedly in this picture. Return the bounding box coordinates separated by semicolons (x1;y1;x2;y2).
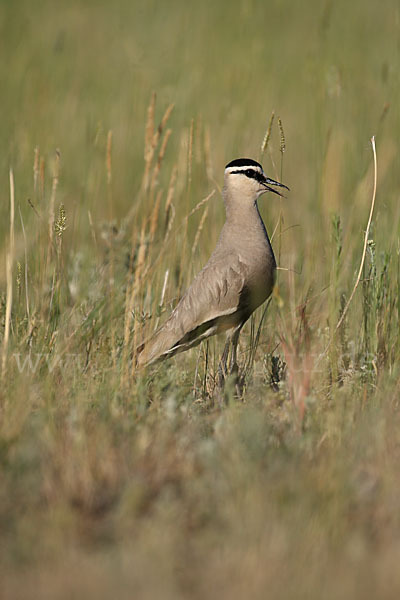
217;337;231;388
217;326;242;390
229;326;241;376
230;325;247;398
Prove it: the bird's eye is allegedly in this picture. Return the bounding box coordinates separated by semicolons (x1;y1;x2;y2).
246;169;253;177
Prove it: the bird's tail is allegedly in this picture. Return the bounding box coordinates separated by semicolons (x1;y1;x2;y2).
133;323;180;368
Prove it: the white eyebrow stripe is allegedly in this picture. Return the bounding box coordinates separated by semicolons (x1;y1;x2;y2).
225;165;263;174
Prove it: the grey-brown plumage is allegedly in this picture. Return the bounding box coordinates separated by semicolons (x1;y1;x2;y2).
137;158;289;372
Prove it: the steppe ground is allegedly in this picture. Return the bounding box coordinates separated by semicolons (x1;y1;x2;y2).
1;1;400;598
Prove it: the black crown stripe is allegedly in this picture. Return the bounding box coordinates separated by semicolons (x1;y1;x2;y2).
225;158;263;170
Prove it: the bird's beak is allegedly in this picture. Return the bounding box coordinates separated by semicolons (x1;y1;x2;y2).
262;176;290;197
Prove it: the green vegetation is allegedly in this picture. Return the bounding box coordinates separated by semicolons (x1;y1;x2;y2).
1;0;400;597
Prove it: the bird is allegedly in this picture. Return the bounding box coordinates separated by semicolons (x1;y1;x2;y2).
136;158;289;379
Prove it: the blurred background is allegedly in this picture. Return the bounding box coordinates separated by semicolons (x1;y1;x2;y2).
2;0;399;227
1;1;400;598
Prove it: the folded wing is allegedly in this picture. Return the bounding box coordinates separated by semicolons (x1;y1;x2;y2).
137;256;251;366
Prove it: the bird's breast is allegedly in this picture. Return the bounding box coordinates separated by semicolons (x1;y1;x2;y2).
237;242;276;311
217;213;276;308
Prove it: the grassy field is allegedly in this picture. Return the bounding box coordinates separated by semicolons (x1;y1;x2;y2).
1;0;400;598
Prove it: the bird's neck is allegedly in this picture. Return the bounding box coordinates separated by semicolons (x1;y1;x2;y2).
223;194;266;232
220;190;274;263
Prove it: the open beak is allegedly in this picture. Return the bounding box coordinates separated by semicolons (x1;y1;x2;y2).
262;176;290;197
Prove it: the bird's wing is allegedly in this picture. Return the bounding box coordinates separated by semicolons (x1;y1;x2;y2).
137;256;250;365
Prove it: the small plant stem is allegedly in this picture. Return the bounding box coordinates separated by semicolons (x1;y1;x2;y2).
2;169;15;380
316;135;378;366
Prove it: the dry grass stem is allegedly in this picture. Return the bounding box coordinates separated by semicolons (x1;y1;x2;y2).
186;189;215;220
33;146;39;194
261;111;275;156
150;128;172;192
106;130;113;185
2;169;15;380
149;189;163;241
204;125;213;181
122;220;147;379
278;117;286;155
164;164;178;233
142;98;174;193
18;207;30;321
187;118;194;189
47;149;60;270
191;206;209;256
317;135;378;366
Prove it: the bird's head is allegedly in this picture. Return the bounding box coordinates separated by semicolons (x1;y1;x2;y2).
224;158;289;201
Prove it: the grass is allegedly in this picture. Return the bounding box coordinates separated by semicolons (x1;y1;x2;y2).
1;0;400;597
